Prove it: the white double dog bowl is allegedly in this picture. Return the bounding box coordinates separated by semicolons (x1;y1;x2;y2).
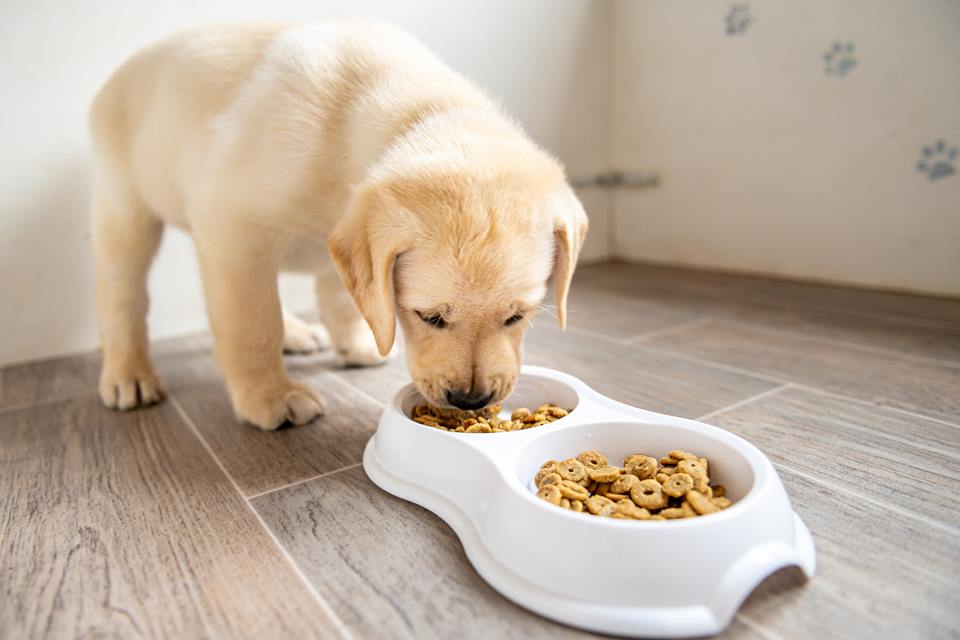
363;366;815;638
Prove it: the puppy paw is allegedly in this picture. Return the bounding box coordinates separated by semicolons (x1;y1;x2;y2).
335;330;389;368
283;317;332;354
232;380;325;431
99;363;163;410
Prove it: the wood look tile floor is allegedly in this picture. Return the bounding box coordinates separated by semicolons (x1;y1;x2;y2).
2;261;958;639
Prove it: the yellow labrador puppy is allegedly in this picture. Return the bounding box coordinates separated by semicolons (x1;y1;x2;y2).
90;23;587;430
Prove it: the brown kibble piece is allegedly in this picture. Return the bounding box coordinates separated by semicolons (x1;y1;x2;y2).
659;507;686;519
597;502;618;517
511;407;531;420
610;474;639;494
537;484;562;505
558;459;588;483
588;466;621;483
534;465;558;486
677;459;708;480
577;450;609;469
624;455;658;480
585;495;614;515
571;499;584;512
687;490;720;515
560;498;571;509
711;496;732;509
630;479;668;510
662;472;694;498
668;450;698;461
538;472;561;489
558;480;590;501
615;500;651;520
712;485;726;498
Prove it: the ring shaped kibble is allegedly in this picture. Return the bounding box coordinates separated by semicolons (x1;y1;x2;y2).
624;455;658;480
536;484;562;505
534;449;734;521
538;472;562;489
558;459;588;483
577;450;609;470
662;473;694;498
630;479;668;510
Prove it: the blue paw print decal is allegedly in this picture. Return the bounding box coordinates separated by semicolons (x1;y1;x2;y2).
824;41;857;77
725;4;751;36
916;140;957;181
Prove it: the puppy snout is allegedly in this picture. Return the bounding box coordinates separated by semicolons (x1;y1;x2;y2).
445;389;494;410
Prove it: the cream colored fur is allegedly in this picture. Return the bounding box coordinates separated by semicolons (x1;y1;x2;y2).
90;22;587;430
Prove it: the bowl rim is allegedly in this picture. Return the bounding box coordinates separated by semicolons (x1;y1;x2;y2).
509;429;767;529
392;369;584;435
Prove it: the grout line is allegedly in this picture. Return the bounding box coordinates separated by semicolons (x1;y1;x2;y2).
791;384;960;431
634;344;791;384
626;317;715;344
246;463;363;501
0;388;97;416
737;613;788;640
775;461;960;536
725;318;960;370
169;396;356;640
695;384;793;422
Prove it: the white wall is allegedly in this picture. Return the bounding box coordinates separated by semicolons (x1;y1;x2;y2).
0;0;613;366
611;0;960;297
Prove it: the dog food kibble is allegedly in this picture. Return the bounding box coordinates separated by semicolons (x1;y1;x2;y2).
411;402;571;432
534;449;734;520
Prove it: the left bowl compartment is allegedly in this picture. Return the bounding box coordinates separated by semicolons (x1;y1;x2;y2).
365;368;585;525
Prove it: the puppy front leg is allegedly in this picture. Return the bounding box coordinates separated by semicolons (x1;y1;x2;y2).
197;231;325;430
315;266;389;367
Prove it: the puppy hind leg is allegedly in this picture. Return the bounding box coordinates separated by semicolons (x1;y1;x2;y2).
281;307;332;354
92;184;164;410
314;268;389;367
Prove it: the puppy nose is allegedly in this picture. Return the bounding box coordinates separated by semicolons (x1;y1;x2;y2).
445;389;494;411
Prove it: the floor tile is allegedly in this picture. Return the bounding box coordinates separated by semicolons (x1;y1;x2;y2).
172;370;383;497
643;320;960;423
709;386;960;527
525;323;778;419
0;395;340;639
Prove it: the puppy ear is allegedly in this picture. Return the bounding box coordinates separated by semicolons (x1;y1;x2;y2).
551;185;589;329
328;187;412;356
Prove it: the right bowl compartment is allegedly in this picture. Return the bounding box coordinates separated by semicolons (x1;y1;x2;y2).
471;418;813;636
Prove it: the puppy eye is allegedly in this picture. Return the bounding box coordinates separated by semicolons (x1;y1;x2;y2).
417;311;447;329
505;313;525;327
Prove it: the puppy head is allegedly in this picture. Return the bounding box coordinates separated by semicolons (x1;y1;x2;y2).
329;163;587;409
